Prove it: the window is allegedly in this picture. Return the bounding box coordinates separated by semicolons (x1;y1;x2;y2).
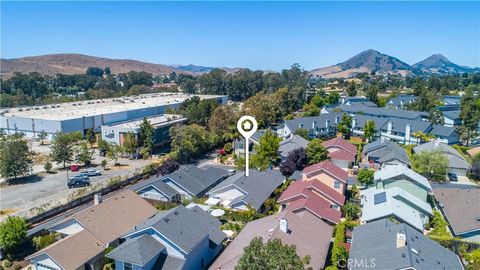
124;262;133;270
334;181;340;189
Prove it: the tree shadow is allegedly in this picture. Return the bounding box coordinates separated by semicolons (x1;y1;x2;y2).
6;174;44;185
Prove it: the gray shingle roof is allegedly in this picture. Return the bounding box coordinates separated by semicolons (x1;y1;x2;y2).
208;169;285;211
163;165;229;196
107;234;165;266
153;253;185;269
387;95;416;108
284;112;344;134
364;140;410;166
278;135;308;158
414;141;471;170
349;219;463;270
352;115;389;130
132;205;225;254
431;125;457;137
150;180;179;198
335;104;428;120
442;110;461;120
380;118;432;134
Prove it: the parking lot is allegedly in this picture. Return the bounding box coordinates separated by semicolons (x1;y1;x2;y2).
0;151;151;218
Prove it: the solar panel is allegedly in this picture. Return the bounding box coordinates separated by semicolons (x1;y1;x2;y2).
374;192;387;205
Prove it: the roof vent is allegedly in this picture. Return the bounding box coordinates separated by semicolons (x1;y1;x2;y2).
174;211;179;215
164;218;170;223
396;232;406;248
411;248;419;255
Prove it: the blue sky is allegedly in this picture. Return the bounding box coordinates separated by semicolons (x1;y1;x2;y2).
2;1;479;70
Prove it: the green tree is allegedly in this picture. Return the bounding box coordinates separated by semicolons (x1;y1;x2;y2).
50;132;76;168
44;161;52;172
293;128;309;140
346;81;357;97
363;120;376;142
101;159;108;169
428;108;445;126
251;130;281;170
86;128;96;147
139;117;154;153
460;85;480;146
75;142;94;166
170;124;213;161
244;92;281;127
122;133;137;158
412;150;448;181
305;138;328;165
180;96;219;126
107;142;123;166
236;237;308;270
366;84;379;104
357;168;374;186
37;130;48;145
32;233;58;250
470;153;480;180
0;216;27;256
0;134;32;181
342;201;361;220
97;138;109;156
208;105;238;141
338;113;352;138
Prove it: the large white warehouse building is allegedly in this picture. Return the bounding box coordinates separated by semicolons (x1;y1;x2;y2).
0;93;227;138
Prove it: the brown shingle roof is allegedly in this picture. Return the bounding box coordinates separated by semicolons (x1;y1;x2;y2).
434;187;480;235
28;190;157;269
73;190;157;244
303;160;348;183
209;211;333;270
322;137;357;156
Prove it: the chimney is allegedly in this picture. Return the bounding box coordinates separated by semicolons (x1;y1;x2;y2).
352;118;356;128
326;120;330;131
94;193;103;205
312;121;317;130
387;121;393;134
405;124;411;144
280;218;288;233
400;100;404;107
396;232;406;248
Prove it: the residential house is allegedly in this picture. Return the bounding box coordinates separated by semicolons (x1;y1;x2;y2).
349;219;463;270
374;164;433;201
209;210;334;270
136;165;229;202
386;95;416;109
443;95;462;105
442;110;462;127
350;115;389;139
360;165;433;231
27;191;158;270
206;169;285;212
282;112;344;139
327;104;429;121
278;135;309;160
107;205;226;270
414;140;471;176
340;96;378;107
434;187;480;243
302;160;349;195
277;179;345;223
363;140;411;167
430;124;460;144
321;137;357;171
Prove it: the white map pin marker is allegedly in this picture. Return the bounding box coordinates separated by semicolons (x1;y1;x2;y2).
237;115;258;177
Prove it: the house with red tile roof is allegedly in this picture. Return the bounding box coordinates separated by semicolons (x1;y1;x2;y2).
321;137;357;171
302;160;348;194
277;180;345;224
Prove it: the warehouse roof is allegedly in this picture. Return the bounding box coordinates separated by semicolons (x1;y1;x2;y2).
2;93;225;121
104;114;186;129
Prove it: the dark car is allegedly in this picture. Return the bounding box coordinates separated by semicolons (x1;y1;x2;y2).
447;173;458;182
68;175;90;188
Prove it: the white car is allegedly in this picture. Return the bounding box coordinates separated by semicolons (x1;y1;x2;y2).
83;169;101;176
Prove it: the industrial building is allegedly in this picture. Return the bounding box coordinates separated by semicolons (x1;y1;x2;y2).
101;114;187;148
0;93;227;138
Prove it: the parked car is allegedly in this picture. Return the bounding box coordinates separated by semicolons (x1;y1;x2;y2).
81;169;101;176
447;173;458;182
68;175;90;188
70;165;79;172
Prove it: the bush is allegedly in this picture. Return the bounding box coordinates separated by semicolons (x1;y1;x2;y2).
44;161;52;172
0;216;27;257
33;233;58;250
1;260;12;268
101;159;107;168
224;142;233;154
103;263;114;270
